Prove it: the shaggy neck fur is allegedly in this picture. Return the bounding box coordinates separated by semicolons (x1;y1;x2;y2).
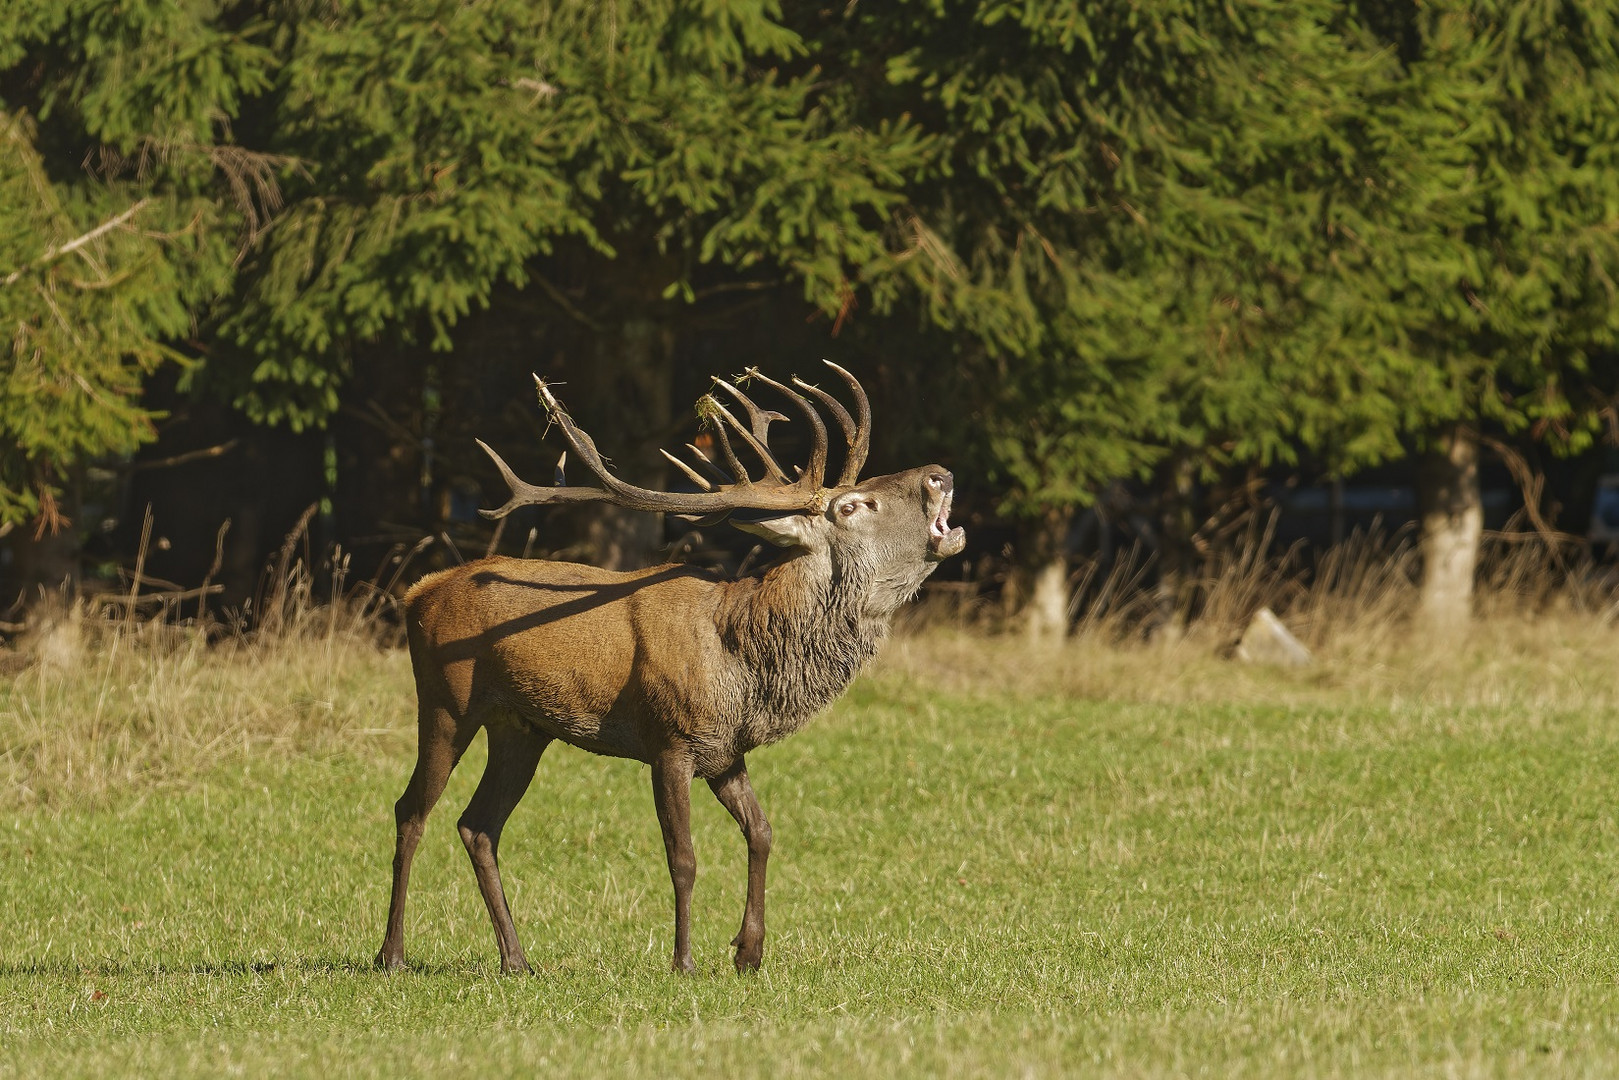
714;548;892;744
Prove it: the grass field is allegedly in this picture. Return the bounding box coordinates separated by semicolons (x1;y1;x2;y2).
2;616;1618;1077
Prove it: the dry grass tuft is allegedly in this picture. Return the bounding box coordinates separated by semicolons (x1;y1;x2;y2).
882;609;1619;716
889;526;1619;714
0;557;416;810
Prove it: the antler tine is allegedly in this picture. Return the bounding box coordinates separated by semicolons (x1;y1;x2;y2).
822;360;870;486
745;367;829;490
661;449;714;492
699;397;754;486
477;439;539;519
793;372;867;487
477;440;605;518
793;378;855;445
535;379;624;488
720;374;790;443
710;380;792;485
685;442;734;486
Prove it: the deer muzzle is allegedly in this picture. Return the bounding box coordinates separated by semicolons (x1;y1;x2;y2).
927;490;966;561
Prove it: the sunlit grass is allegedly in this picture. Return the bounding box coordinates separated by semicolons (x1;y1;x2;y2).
2;610;1618;1076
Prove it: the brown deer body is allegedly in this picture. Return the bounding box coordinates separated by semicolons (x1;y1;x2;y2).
375;366;964;974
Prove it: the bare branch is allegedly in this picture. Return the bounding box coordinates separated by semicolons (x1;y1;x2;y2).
122;439;240;472
2;199;152;286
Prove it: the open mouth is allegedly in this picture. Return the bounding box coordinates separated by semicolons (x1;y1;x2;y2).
927;491;966;560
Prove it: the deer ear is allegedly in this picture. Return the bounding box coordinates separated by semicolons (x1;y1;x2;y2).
731;513;821;549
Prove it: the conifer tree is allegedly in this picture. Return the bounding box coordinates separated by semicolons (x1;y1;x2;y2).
1319;0;1619;629
2;0;927;574
805;0;1384;634
810;0;1619;635
210;0;923;425
0;3;266;534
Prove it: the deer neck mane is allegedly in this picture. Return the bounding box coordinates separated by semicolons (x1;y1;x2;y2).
714;547;888;733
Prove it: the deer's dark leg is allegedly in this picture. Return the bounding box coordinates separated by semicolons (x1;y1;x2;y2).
651;749;698;974
457;723;551;974
708;757;772;973
377;705;475;971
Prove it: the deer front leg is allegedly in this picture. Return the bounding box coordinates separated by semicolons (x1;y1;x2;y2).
651;750;697;974
707;758;771;972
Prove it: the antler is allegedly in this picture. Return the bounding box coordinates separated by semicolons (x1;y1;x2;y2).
795;361;869;486
478;361;873;521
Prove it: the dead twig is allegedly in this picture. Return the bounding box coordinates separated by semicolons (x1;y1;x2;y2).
123;440;240;472
2;199;153;286
92;583;225;610
1479;435;1583;549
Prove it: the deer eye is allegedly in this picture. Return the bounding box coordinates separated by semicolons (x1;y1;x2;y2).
839;501;860;517
926;475;944;489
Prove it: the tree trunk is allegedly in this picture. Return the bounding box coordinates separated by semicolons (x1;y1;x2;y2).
1151;455;1198;638
1415;423;1482;633
1009;509;1071;640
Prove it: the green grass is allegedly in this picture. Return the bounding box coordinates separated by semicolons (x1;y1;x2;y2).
2;630;1619;1077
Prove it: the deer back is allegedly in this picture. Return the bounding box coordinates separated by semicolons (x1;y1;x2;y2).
404;558;726;763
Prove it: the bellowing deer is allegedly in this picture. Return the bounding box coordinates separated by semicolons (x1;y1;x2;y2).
375;364;965;974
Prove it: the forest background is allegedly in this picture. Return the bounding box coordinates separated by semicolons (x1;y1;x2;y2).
5;0;1619;641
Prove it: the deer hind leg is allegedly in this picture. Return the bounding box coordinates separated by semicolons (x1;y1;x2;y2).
376;704;476;972
651;749;698;974
457;719;551;975
707;757;772;973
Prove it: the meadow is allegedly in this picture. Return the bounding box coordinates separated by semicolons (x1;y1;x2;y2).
2;589;1618;1078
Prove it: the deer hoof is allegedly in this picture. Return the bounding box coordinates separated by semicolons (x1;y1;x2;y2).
671;955;696;976
731;934;764;972
374;951;406;973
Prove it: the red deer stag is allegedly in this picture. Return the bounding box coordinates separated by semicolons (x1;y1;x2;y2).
376;363;965;974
